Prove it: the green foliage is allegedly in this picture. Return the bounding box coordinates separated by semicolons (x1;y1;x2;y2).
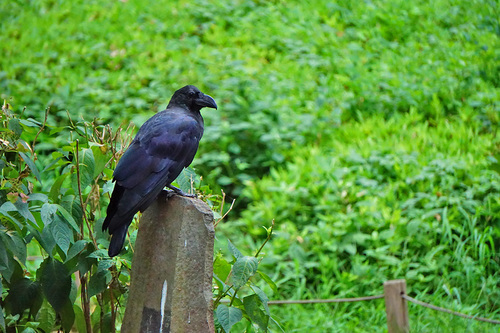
1;0;498;204
1;0;499;331
0;103;133;331
213;228;282;332
227;112;500;331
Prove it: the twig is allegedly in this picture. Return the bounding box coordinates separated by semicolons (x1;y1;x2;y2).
213;285;234;307
229;287;240;307
254;219;275;257
31;106;49;154
80;274;92;333
75;139;97;248
109;266;117;333
214;190;235;228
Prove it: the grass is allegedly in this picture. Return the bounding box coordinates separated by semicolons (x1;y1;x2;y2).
1;0;499;331
217;111;500;331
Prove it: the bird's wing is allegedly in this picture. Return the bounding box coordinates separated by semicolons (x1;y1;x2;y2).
114;110;202;187
105;110;202;232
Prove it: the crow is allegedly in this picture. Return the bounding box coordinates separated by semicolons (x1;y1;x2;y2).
102;85;217;257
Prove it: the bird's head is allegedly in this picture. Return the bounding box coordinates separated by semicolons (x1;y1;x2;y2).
168;85;218;112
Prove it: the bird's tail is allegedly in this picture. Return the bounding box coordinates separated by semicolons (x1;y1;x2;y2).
108;224;129;257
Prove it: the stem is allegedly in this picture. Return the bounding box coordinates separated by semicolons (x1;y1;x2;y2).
254;219;275;257
213;285;234;307
75;139;97;248
97;294;103;331
109;266;117;333
229;287;240;307
214;191;235;228
31;106;49;154
80;274;92;333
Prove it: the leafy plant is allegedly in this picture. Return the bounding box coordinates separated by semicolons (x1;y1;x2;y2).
213;221;282;332
0;102;134;332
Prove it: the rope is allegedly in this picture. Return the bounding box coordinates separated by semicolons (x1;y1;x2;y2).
267;295;384;305
219;295;384;305
218;292;500;325
402;294;500;325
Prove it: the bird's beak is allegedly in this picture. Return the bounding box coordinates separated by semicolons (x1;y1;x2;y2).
196;94;218;110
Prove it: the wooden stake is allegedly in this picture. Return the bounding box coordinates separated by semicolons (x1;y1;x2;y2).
384;279;409;333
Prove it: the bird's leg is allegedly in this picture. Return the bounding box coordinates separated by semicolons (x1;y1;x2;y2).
166;184;197;198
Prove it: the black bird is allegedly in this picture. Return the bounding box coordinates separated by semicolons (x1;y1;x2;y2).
102;85;217;257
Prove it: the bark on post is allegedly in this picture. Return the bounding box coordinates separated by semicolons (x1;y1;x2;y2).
384;279;410;333
122;193;215;333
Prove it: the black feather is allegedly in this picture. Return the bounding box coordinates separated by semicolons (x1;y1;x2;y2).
102;85;217;257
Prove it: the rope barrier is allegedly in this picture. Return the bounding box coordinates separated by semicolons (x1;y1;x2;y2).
267;295;384;305
218;288;500;326
219;294;384;305
402;294;500;325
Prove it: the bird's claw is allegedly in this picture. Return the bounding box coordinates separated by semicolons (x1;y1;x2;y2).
166;185;197;198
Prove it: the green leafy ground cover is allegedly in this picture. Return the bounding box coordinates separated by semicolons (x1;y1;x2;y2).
1;0;499;331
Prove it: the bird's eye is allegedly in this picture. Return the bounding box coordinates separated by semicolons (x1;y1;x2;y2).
188;91;197;97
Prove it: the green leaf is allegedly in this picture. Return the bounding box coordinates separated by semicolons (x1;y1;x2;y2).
270;316;286;333
243;294;269;331
72;148;95;193
19;152;42;185
96;259;113;272
0;254;23;283
27;193;48;203
88;269;111;297
38;257;72;312
60;194;84;225
49;215;73;255
73;304;87;333
90;145;109;178
8;118;23;137
13;199;37;226
77;244;97;276
100;312;112;333
5;278;42;316
41;203;58;226
257;270;278;294
214;253;232;283
251;285;270;315
175;167;199;193
0;235;9;271
56;204;80;233
0;201;23;229
228;239;243;260
87;249;108;259
60;299;76;333
0;303;5;332
30;284;44;318
19;118;42;127
20;328;36;333
40;225;56;256
231;256;259;289
64;240;88;263
216;304;242;333
49;173;69;202
36;301;57;333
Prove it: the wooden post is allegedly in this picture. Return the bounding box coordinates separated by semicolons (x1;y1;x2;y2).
384;279;409;333
122;193;215;333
